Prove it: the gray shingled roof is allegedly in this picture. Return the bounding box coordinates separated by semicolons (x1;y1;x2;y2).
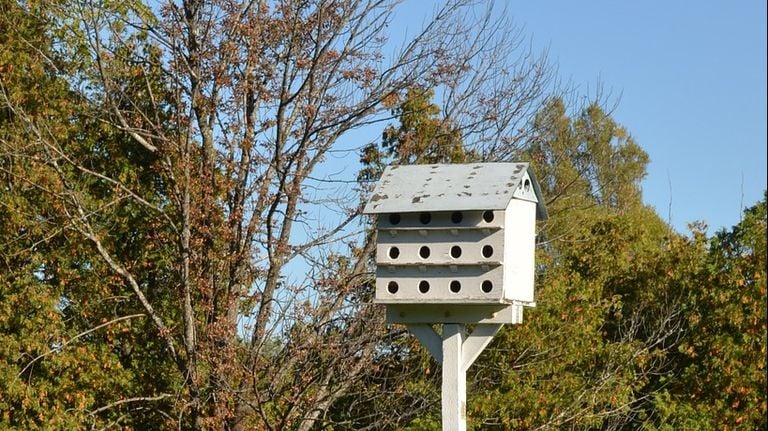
363;162;547;220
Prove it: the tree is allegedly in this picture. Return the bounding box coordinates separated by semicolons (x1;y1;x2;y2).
461;99;763;430
1;0;553;429
359;86;473;183
449;98;687;430
0;2;177;428
648;195;767;430
4;2;764;429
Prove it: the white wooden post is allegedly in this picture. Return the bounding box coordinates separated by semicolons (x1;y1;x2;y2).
442;324;467;431
406;322;505;431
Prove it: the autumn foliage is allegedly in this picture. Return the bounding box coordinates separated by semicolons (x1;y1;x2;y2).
0;1;765;430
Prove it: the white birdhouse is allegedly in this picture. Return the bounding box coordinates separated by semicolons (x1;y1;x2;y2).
363;162;547;305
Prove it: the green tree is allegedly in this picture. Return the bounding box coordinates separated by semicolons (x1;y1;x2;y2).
526;97;650;240
461;98;683;430
463;99;764;430
649;196;767;430
359;86;474;183
0;2;180;428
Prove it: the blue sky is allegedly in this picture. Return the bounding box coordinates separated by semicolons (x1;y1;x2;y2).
389;1;767;233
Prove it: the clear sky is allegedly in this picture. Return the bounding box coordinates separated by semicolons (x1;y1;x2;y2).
511;0;767;233
391;0;767;233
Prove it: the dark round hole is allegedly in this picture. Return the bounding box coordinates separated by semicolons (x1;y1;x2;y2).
450;245;462;259
524;179;531;192
387;281;399;294
483;210;495;223
389;213;401;225
388;247;400;259
419;212;432;224
482;245;494;258
419;246;431;259
450;280;461;293
451;211;463;224
481;280;493;293
418;280;430;293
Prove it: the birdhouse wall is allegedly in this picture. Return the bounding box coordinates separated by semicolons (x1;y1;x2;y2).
502;199;537;303
375;229;504;265
376;210;501;229
374;210;508;304
375;265;505;303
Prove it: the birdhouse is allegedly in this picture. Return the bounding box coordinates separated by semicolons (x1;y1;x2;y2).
363;162;547;305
